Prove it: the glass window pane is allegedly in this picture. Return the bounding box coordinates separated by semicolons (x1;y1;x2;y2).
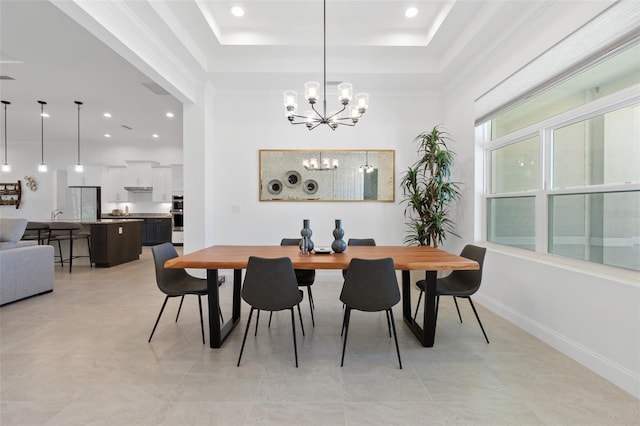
491;135;539;193
549;191;640;271
487;197;535;250
491;41;640;139
552;103;640;188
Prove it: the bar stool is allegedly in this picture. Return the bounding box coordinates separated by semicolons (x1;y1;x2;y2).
47;222;92;272
21;221;50;245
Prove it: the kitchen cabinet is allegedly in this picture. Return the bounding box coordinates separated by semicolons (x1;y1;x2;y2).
141;217;172;246
152;167;172;202
90;220;142;267
125;161;155;188
67;165;103;186
107;167;129;202
171;164;183;193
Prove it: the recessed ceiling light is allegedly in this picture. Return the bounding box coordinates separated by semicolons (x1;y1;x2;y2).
165;112;174;118
231;6;244;17
405;7;418;18
104;134;111;138
103;112;112;118
152;134;159;139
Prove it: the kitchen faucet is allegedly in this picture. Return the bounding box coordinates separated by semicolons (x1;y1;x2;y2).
51;209;63;221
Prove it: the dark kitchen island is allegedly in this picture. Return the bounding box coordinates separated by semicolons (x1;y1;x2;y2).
90;219;143;267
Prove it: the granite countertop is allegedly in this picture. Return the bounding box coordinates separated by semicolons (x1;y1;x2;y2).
101;213;172;219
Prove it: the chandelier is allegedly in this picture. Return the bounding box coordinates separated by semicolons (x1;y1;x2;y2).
359;151;374;173
303;152;338;170
283;0;369;131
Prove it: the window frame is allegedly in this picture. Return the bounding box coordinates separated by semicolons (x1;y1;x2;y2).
482;84;640;268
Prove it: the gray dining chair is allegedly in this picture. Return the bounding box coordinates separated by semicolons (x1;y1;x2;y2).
340;257;402;369
149;242;223;344
341;238;379;335
413;244;489;343
237;256;305;367
279;238;316;326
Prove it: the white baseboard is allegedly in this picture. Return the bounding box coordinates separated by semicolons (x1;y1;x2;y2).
474;293;640;399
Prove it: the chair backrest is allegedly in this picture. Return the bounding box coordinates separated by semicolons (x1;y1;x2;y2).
280;238;315;284
340;258;400;312
151;242;191;294
48;222;82;237
347;238;376;246
280;238;301;246
450;245;486;290
242;256;302;311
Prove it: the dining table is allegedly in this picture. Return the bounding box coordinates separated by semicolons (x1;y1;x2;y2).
164;245;479;349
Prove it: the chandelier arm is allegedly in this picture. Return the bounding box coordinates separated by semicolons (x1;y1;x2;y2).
325;105;347;121
336;121;356;127
309;122;324;131
310;102;325;120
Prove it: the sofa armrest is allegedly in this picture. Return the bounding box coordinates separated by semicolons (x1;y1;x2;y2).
0;244;54;306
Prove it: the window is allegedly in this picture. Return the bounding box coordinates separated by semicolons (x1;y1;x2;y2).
482;37;640;271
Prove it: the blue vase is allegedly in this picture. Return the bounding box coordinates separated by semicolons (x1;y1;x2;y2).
299;219;314;252
331;219;346;253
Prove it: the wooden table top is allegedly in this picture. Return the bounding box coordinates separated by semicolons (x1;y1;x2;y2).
165;245;479;271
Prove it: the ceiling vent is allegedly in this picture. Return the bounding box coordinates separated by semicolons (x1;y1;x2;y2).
121;124;133;130
0;75;15;80
141;82;170;95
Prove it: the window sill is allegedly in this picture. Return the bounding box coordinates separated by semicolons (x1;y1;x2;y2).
479;241;640;287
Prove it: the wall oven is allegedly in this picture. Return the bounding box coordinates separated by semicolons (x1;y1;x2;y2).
171;195;184;245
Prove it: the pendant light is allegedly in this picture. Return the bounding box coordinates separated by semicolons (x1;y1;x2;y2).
1;100;10;172
74;101;83;173
38;100;47;172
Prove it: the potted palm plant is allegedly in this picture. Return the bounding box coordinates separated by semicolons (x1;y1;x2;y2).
401;126;461;248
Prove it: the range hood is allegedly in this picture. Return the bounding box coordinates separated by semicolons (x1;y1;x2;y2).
124;186;153;193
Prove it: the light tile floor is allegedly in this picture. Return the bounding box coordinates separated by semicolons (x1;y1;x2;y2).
1;248;638;425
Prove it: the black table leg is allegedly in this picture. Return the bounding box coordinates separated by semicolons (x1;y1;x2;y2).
207;268;242;348
402;270;437;347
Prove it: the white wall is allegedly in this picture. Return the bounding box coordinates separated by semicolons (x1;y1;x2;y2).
209;89;442;246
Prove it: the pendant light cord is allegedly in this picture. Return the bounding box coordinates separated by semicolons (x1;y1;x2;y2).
323;0;327;118
2;101;7;165
76;101;81;164
40;103;44;164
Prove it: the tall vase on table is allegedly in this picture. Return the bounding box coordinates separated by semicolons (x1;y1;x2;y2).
299;219;314;253
331;219;347;253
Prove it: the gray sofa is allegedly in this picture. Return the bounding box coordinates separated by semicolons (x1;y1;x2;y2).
0;218;55;306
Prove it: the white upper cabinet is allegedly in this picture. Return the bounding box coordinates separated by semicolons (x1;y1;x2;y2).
107;166;129;202
67;165;103;187
125;161;155;188
171;164;183;194
152;167;172;202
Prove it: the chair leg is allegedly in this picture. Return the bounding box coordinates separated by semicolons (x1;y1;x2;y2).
255;310;261;336
268;311;273;328
385;309;392;338
219;306;224;323
388;309;402;369
175;295;185;322
467;298;490;344
86;236;93;267
413;289;423;322
307;286;315;327
297;303;305;337
453;296;463;323
149;295;170;342
68;236;73;273
340;307;352;366
198;295;205;344
237;307;255;366
56;240;64;268
340;308;346;336
290;308;299;368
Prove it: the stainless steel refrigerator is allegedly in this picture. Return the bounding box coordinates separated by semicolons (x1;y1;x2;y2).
65;186;102;222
